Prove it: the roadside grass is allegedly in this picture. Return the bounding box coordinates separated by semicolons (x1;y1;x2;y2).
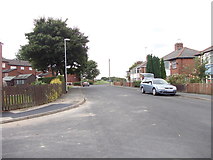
94;80;110;85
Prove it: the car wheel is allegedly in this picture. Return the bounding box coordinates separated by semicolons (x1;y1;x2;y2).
141;87;145;94
152;88;157;96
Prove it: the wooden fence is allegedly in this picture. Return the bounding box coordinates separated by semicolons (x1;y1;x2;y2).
114;82;212;95
175;83;212;95
2;83;65;111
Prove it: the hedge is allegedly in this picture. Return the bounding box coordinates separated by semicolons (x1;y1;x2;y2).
133;81;141;87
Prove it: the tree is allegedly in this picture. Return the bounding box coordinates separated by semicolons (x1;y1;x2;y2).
17;17;89;77
160;58;166;79
146;54;162;78
192;57;208;82
152;56;161;78
83;60;100;80
146;54;153;73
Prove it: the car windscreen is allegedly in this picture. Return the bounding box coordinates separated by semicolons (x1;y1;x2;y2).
153;79;168;84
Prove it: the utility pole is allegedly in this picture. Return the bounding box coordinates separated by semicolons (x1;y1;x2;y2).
109;59;111;85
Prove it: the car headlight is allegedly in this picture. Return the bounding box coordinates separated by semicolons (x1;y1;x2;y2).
173;86;177;90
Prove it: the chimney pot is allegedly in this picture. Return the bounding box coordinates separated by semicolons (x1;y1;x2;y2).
175;43;183;50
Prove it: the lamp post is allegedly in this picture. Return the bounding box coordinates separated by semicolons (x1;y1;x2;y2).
0;42;3;112
64;38;70;93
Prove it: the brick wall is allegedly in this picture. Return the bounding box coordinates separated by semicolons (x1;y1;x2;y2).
67;74;80;82
170;58;195;75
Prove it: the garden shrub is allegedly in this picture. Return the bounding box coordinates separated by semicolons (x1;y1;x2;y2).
133;81;141;87
39;77;56;84
50;78;62;84
31;80;46;85
88;80;94;85
73;82;81;86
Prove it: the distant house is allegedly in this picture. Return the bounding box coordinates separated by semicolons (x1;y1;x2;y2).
13;74;36;85
3;76;16;86
67;74;80;83
195;46;213;83
2;58;81;83
3;74;36;86
2;58;39;77
129;61;147;81
163;43;199;76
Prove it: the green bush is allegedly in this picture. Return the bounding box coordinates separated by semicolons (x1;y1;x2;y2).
57;75;65;83
133;81;141;87
31;80;46;85
189;77;201;83
167;74;202;84
50;78;62;84
39;77;56;84
88;80;94;85
167;74;188;85
73;82;81;86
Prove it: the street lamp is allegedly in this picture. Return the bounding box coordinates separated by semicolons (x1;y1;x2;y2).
64;38;70;93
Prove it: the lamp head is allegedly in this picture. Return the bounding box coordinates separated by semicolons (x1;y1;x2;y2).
64;38;70;41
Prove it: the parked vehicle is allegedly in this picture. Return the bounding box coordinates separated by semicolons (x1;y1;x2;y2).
140;78;177;96
82;81;90;87
140;73;154;80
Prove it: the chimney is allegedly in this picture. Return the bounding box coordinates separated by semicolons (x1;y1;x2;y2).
175;43;183;50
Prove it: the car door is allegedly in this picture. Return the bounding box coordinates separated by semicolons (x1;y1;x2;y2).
146;81;153;93
142;81;149;92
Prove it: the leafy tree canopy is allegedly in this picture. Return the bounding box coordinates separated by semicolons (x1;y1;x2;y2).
17;17;89;76
83;60;100;80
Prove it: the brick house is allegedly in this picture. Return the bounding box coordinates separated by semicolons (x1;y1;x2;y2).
2;58;81;85
163;43;199;76
2;58;38;77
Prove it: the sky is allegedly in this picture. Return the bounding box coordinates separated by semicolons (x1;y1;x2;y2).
0;0;212;78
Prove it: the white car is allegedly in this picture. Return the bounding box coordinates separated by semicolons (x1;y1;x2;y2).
82;81;90;87
140;78;177;96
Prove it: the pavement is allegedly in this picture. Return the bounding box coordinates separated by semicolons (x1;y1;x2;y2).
1;86;86;124
1;85;211;124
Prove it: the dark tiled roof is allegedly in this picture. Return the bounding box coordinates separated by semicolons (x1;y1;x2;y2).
3;76;16;81
14;74;33;80
2;58;31;66
163;47;199;61
195;46;213;56
2;69;17;73
38;72;51;77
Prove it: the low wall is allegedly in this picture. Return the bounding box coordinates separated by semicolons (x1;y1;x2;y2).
113;82;133;87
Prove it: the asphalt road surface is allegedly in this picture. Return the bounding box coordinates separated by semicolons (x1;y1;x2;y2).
2;85;211;158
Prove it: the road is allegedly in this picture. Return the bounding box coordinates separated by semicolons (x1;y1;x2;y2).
2;85;211;158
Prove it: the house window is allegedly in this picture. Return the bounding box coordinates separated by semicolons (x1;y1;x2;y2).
29;67;32;70
10;66;17;69
164;61;170;69
21;67;25;70
171;60;177;69
137;68;140;73
210;55;213;64
2;63;5;68
16;80;25;85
